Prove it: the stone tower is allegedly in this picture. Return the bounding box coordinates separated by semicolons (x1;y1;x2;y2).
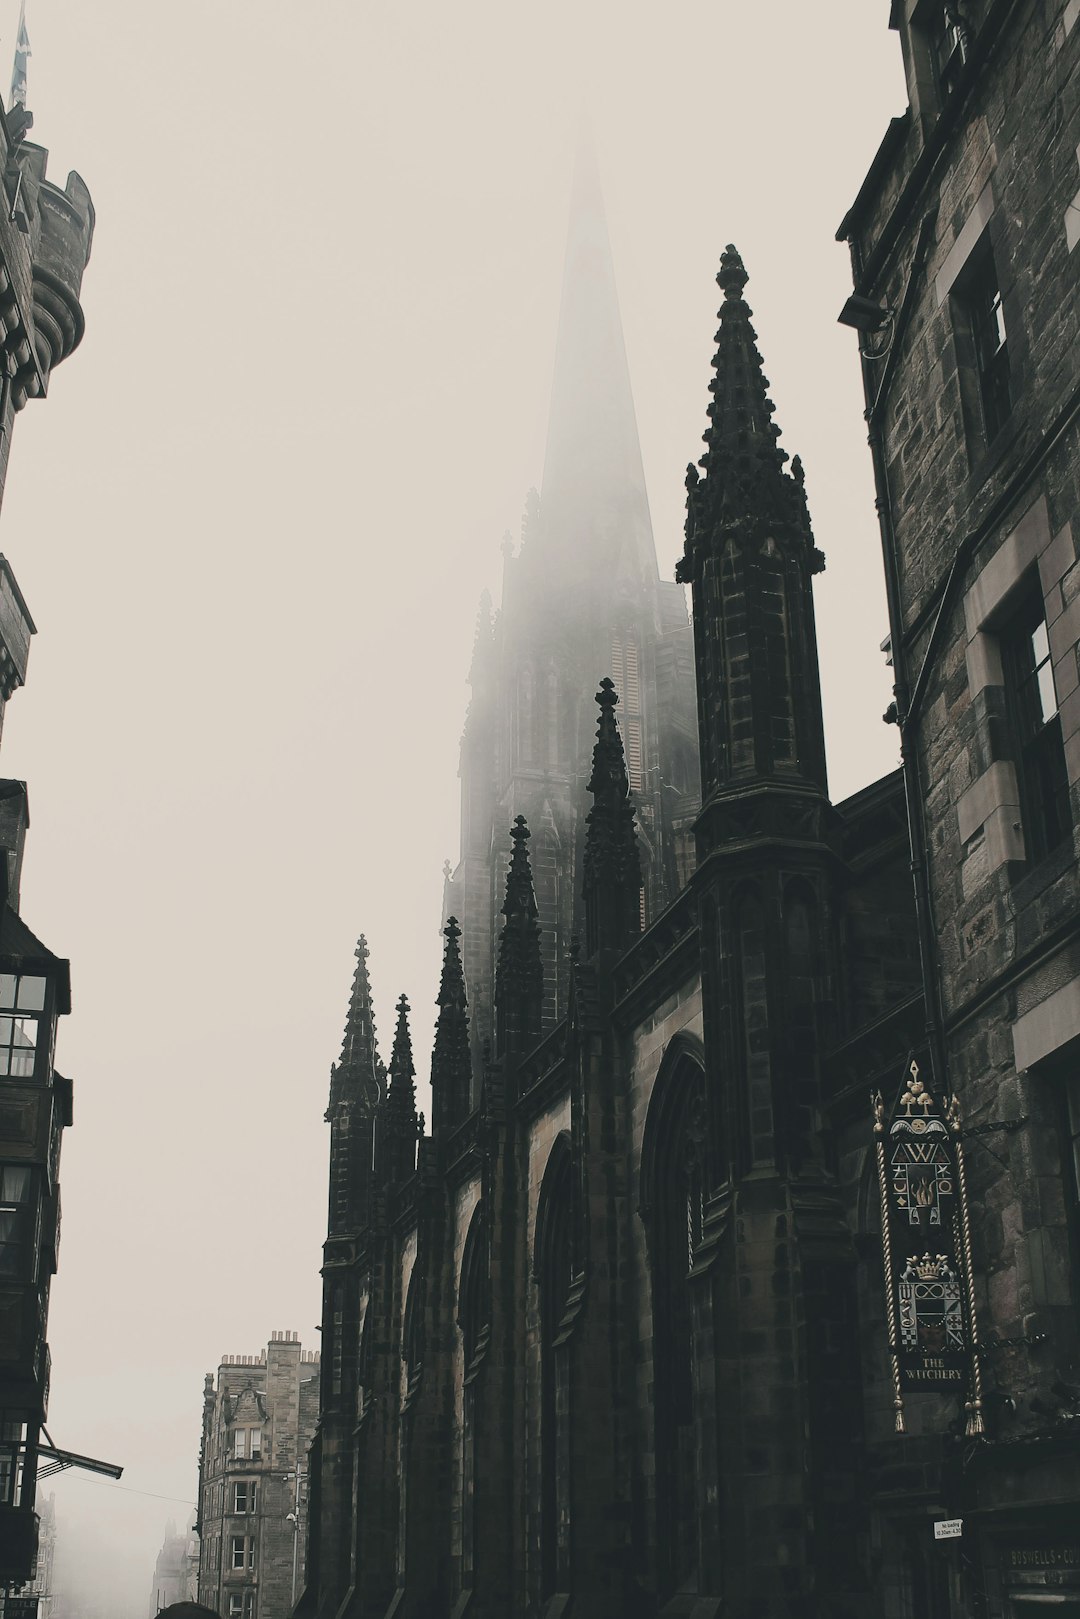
449;140;699;1076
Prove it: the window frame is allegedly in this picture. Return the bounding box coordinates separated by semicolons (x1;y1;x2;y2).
951;233;1015;454
999;590;1071;867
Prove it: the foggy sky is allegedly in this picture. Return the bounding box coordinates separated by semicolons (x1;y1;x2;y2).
0;2;906;1611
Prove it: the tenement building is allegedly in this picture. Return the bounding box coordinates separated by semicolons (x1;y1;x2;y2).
196;1333;320;1619
0;43;99;1603
833;0;1080;1611
297;4;1080;1617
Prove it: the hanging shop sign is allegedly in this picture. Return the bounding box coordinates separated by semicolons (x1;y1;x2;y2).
872;1059;983;1435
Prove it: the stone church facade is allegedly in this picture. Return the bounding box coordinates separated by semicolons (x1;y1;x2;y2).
296;4;1080;1617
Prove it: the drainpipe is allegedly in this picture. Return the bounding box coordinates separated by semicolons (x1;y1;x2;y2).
851;212;951;1095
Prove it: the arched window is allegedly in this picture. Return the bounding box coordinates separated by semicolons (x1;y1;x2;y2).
784;881;819;1171
457;1202;490;1595
534;1134;574;1600
642;1047;708;1599
738;890;773;1167
396;1265;423;1590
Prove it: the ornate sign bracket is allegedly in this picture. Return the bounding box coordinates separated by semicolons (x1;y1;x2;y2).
872;1058;983;1436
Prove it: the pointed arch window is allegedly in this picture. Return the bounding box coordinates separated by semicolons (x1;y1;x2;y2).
534;1135;574;1601
642;1049;708;1599
458;1201;491;1596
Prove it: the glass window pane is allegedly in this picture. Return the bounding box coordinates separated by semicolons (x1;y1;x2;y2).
13;1019;37;1050
15;978;45;1012
0;977;15;1010
9;1048;33;1078
0;1018;13;1047
0;1167;30;1202
1032;621;1050;664
1037;659;1058;722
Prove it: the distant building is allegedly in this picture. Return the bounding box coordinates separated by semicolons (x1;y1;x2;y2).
23;1491;57;1617
148;1516;198;1615
0;55;97;1600
196;1333;319;1619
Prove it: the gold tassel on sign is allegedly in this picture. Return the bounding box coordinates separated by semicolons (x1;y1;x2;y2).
872;1089;906;1435
949;1093;984;1437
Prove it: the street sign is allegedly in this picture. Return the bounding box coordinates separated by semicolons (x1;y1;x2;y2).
934;1518;963;1540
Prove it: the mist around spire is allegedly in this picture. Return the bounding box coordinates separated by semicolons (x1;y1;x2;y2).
538;127;658;585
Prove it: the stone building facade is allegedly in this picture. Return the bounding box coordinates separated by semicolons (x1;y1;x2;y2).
834;0;1080;1612
0;62;96;1603
296;6;1080;1616
296;228;929;1612
196;1334;320;1619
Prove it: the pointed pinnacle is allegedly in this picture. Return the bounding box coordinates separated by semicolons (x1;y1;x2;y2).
432;916;472;1127
584;681;641;953
437;916;467;1008
496;818;543;1054
587;678;629;800
502;816;539;923
386;993;417;1125
679;245;815;574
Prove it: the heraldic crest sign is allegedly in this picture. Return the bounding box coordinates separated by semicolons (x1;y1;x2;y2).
872;1059;983;1435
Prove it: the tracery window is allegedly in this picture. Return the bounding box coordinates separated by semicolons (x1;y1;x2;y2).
644;1051;708;1598
535;1135;574;1600
458;1202;491;1594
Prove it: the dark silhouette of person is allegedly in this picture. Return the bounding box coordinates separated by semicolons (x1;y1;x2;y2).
157;1606;222;1619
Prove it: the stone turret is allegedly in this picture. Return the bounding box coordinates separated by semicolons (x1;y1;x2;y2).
679;246;827;847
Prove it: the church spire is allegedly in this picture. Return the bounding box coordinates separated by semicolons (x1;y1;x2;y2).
538;129;657;587
680;246;819;569
381;993;418;1183
431;916;472;1135
328;936;381;1116
494;817;543;1057
678;247;828;812
326;936;381;1237
583;679;642;957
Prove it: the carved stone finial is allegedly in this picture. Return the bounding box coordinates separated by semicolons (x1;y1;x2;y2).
716;243;748;299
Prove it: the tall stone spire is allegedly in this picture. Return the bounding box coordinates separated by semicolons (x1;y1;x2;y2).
381;993;418;1184
494;817;543;1058
328;936;381;1114
431;916;472;1135
326;937;381;1237
538;131;657;588
446;139;700;1071
583;679;642;957
679;247;828;820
